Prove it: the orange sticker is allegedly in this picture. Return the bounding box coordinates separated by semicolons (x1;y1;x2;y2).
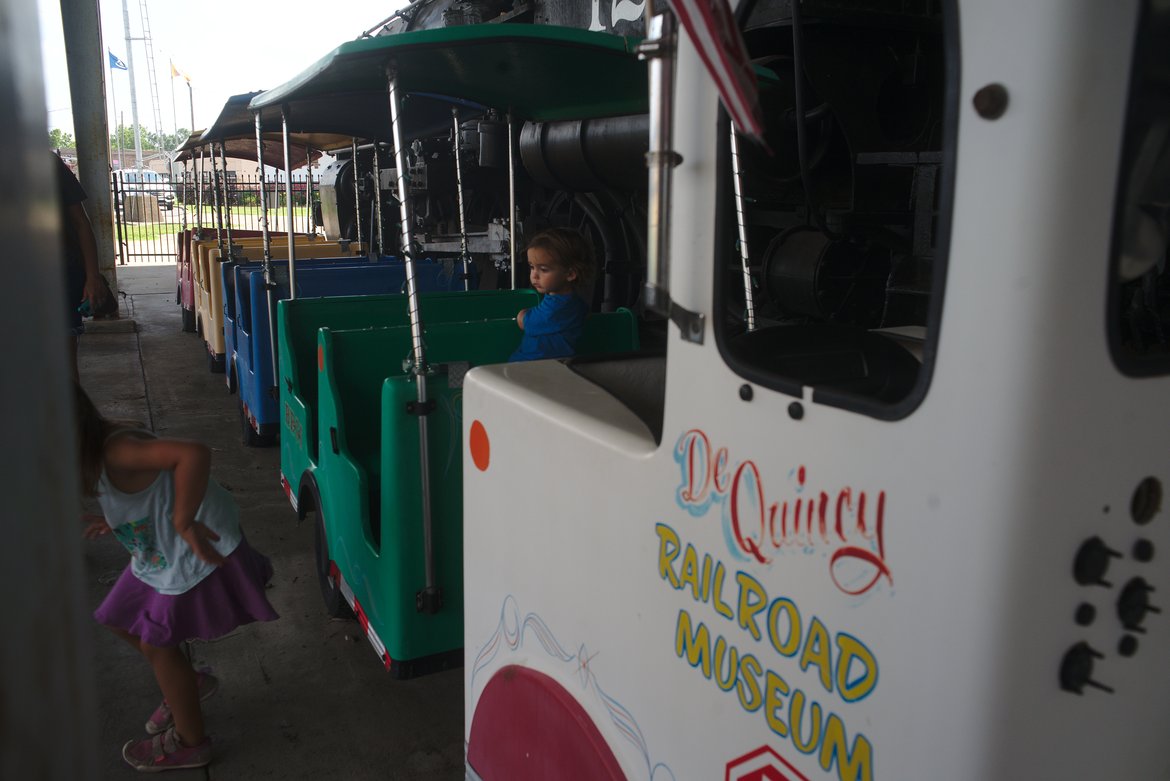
469;420;490;472
318;345;324;372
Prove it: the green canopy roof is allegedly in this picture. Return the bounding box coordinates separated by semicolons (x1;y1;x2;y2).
176;93;355;166
249;25;648;128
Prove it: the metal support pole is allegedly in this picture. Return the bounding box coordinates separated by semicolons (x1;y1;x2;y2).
351;138;363;252
388;63;440;614
452;108;471;291
253;115;271;261
209;145;224;254
507;111;517;289
642;11;675;316
282;107;297;299
61;0;115;283
196;148;204;234
638;10;702;342
371;143;385;258
254;113;279;387
219;143;235;252
119;0;143;171
181;160;189;233
112;173;126;266
305;145;314;236
730;128;756;331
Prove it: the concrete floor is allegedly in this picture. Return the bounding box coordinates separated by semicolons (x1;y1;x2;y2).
79;265;463;780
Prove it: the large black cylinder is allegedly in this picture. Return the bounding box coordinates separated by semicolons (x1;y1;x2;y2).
763;228;891;327
519;114;649;192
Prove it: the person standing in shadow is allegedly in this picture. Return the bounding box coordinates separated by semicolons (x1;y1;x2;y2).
54;151;107;377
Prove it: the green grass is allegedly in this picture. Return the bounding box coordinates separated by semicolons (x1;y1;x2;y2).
117;205;314;243
116;221;181;242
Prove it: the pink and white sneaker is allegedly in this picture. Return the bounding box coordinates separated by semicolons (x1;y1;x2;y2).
122;726;212;772
144;669;219;735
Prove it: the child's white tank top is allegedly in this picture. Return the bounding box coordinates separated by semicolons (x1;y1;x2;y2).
96;431;242;595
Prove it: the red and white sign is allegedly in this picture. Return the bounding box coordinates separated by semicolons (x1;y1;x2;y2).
726;745;810;781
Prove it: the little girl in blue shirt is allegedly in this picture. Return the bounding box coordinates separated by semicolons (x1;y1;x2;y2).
510;227;596;362
75;384;278;771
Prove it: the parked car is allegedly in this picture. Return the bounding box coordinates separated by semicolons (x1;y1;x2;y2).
117;169;176;210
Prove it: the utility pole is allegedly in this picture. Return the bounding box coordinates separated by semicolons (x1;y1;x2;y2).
120;0;143;170
139;0;165;157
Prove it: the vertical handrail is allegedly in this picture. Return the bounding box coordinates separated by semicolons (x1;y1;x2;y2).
305;145;314;236
507;111;517;289
180;160;188;233
195;148;204;234
281;106;297;299
253;115;270;262
351;138;362;253
730;128;756;331
452;107;470;291
210;144;224;255
387;62;440;614
371;143;385;257
254;112;279;389
219;143;234;252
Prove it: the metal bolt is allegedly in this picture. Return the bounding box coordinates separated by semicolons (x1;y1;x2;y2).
973;84;1009;120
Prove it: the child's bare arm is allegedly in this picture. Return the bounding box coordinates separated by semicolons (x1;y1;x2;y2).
103;436;225;566
517;309;528;329
81;512;110;539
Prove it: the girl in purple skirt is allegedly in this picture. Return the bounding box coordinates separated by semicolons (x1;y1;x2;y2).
74;384;278;771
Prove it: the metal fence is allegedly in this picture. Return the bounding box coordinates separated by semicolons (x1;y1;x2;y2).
111;171;320;264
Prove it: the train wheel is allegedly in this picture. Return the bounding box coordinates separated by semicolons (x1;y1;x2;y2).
314;506;353;619
239;400;275;448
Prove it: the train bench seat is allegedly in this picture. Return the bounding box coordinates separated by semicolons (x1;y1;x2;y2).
279;289;538;493
237;260;473;444
224;255;393;391
311;309;637;666
201;240;361;370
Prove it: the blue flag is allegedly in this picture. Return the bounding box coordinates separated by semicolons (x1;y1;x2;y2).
108;50;128;71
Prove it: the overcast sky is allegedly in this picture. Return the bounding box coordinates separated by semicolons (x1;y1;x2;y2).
38;0;404;138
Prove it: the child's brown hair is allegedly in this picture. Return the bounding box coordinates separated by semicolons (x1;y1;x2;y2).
73;383;144;497
525;227;596;288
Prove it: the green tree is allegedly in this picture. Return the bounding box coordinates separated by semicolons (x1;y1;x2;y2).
160;128;192;152
49;128;74;149
109;123;164;152
109;123;136;150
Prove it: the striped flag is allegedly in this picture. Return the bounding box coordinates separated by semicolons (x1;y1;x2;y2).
108;50;128;71
665;0;765;143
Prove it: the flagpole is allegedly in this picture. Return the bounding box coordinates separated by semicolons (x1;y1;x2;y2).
111;72;119;169
169;59;179;144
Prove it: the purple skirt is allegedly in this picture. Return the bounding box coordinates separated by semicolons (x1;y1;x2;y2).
94;538;279;648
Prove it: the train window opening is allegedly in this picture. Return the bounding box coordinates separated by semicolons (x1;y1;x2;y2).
1108;0;1170;376
714;0;957;419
